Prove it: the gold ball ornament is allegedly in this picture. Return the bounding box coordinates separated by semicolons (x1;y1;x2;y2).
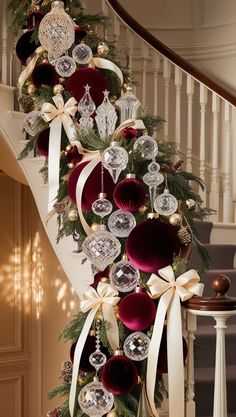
97;42;109;56
68;209;78;222
91;223;100;232
53;84;64;95
169;213;182;226
27;83;36;96
107;409;118;417
68;162;75;169
66;144;72;152
185;199;197;210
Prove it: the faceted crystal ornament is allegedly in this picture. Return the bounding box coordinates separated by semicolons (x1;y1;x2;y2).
23;110;45;136
143;161;164;211
89;351;107;371
154;188;178;216
72;43;93;64
78;85;96;131
123;332;150;361
92;195;113;218
38;1;75;57
102;143;129;183
108;210;136;238
78;379;114;417
82;224;121;270
95;90;118;140
133;134;158;160
116;87;141;123
109;259;140;292
55;55;76;77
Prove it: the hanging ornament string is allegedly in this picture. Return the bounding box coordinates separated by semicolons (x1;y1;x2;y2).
41;94;78;211
146;266;204;417
17;46;45;96
69;282;120;417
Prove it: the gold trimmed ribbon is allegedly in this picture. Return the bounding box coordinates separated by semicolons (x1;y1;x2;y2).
17;46;45;96
146;266;204;417
69;282;120;417
41;94;78;212
92;57;123;85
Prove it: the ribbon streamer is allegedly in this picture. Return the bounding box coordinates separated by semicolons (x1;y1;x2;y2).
69;282;120;417
146;266;204;417
17;46;45;96
41;94;78;212
92;57;123;85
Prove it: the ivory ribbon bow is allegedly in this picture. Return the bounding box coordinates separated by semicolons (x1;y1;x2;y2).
69;282;120;417
41;94;78;211
146;265;204;417
17;46;45;96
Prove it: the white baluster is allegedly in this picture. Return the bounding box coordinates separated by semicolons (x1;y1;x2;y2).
213;315;228;417
141;42;149;107
1;0;8;84
101;0;109;39
174;67;182;150
153;53;160;117
126;29;134;78
186;75;194;172
163;59;171;140
223;102;232;222
199;84;208;202
186;312;197;417
113;15;120;44
209;93;220;221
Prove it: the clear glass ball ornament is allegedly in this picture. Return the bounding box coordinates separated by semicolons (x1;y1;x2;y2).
55;55;76;77
108;210;136;238
89;350;107;371
82;224;121;271
133;134;158;160
109;259;140;292
72;43;93;64
102;144;129;183
23;110;45;136
123;332;150;361
154;188;178;216
92;195;113;218
143;161;164;187
78;379;114;417
38;1;75;57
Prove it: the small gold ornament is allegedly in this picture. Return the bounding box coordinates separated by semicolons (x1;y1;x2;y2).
58;77;65;84
27;83;36;96
68;209;78;221
169;213;182;226
107;409;118;417
185;199;197;210
53;84;64;95
139;205;148;214
66;144;72;152
91;223;100;232
97;41;109;56
68;162;75;169
178;226;192;246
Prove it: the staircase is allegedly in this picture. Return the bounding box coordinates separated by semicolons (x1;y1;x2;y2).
190;221;236;417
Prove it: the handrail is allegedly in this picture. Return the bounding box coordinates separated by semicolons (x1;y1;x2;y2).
106;0;236;107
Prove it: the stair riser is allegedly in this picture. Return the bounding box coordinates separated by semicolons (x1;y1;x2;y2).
195;379;236;416
194;334;236;368
189;245;236;270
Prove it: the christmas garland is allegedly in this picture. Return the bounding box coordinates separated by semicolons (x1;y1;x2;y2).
10;1;214;417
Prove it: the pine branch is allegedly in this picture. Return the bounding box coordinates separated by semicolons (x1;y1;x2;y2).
114;395;137;417
18;137;36;160
60;312;88;343
48;383;71;400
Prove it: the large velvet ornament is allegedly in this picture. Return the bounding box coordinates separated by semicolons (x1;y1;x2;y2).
70;335;96;373
32;62;59;88
74;25;87;42
101;353;138;395
118;291;156;331
65;146;82;166
113;178;146;212
66;67;109;106
36;127;50;157
16;30;38;65
126;218;181;273
68;161;115;211
157;327;188;374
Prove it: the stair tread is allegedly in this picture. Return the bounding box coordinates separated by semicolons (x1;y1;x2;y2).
195;365;236;381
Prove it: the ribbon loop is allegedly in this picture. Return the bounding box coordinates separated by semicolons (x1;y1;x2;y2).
146;265;204;417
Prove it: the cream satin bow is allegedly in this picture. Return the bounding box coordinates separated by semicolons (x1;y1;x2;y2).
17;46;45;96
69;282;120;417
146;265;204;417
41;94;78;212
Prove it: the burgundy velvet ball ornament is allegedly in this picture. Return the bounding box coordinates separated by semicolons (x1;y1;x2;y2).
157;327;188;374
68;161;115;211
27;9;45;29
65;145;82;168
67;68;109;106
119;289;156;331
126;218;181;273
92;267;110;288
32;61;59;88
74;25;87;42
101;350;138;395
70;334;96;373
36;128;50;157
16;30;38;65
121;127;138;140
113;176;146;212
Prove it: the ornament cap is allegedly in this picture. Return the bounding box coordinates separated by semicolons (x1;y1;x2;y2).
122;253;128;261
114;349;123;356
135;286;143;293
52;0;64;8
147;212;159;219
101;277;109;283
89;329;96;336
98;192;107;199
93;375;99;382
110;141;118;147
126;173;136;179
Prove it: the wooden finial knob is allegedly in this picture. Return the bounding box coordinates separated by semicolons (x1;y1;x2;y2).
211;274;230;296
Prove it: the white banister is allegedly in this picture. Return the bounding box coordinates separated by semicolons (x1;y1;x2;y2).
186;75;194;172
199;84;207;203
174;67;182;149
163;58;171;141
223;102;232;222
210;93;220;220
185;312;197;417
